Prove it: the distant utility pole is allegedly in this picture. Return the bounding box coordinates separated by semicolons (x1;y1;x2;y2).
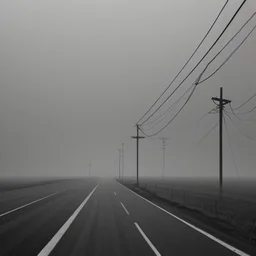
122;143;124;180
159;137;169;179
119;149;121;180
212;87;231;195
131;125;145;186
89;159;91;177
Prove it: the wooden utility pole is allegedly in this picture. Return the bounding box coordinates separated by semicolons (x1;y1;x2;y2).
118;149;121;180
159;138;169;179
89;159;91;177
122;143;124;180
212;87;231;195
131;125;145;186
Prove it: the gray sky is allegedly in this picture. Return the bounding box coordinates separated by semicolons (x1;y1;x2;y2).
1;0;256;178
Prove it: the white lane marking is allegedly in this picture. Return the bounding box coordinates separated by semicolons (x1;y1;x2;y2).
118;182;250;256
114;192;117;196
37;184;98;256
0;190;66;218
120;202;129;215
134;222;161;256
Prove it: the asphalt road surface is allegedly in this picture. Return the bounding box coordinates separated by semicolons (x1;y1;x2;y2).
0;178;252;256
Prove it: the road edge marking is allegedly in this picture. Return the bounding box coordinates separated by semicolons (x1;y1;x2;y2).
118;181;250;256
0;190;66;218
134;222;161;256
37;184;98;256
120;202;129;215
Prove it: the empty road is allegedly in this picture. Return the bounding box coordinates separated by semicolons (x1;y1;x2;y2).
0;178;253;255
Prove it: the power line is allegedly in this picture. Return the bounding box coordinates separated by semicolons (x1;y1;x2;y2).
140;64;216;136
196;107;218;124
142;83;195;130
199;19;256;84
144;96;217;132
142;90;186;128
228;103;256;121
145;15;256;132
232;92;256;110
188;121;219;151
141;13;255;137
230;101;256;116
224;110;255;141
223;114;240;178
139;81;198;137
140;67;207;136
138;0;247;126
136;0;230;125
228;103;246;121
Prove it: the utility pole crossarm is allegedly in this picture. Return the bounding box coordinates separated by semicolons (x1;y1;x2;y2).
211;97;231;105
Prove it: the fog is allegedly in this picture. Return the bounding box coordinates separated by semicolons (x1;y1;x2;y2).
1;0;256;178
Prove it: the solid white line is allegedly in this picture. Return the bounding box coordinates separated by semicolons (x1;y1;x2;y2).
0;190;66;218
37;184;98;256
134;222;161;256
120;202;129;215
118;182;250;256
114;192;117;196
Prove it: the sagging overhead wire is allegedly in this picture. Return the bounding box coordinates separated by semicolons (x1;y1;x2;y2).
143;87;217;132
142;83;195;130
148;15;256;131
229;102;256;116
223;114;241;178
223;110;255;141
140;63;216;137
232;92;256;110
136;0;230;125
140;3;254;137
139;54;218;137
137;0;247;126
227;103;256;121
139;80;199;137
196;107;219;124
142;6;255;130
188;120;219;151
198;16;256;84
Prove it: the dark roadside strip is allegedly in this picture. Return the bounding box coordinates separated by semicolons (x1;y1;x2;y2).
117;180;254;256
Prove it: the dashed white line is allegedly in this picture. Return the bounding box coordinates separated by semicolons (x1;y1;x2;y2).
118;182;250;256
0;190;66;218
120;202;129;215
37;184;98;256
114;192;117;196
134;222;161;256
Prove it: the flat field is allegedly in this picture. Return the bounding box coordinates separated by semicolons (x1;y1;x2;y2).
0;177;63;192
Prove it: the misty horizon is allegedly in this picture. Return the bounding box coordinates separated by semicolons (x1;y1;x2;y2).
1;0;256;179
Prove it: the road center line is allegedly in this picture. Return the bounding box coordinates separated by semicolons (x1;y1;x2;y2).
134;222;161;256
37;184;98;256
114;192;117;196
118;182;249;256
120;202;129;215
0;190;66;218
